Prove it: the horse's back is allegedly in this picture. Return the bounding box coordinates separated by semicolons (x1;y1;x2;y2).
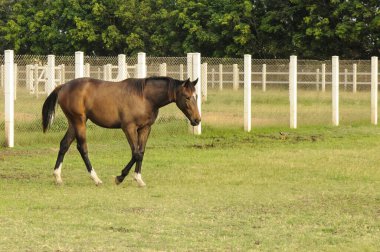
57;78;143;128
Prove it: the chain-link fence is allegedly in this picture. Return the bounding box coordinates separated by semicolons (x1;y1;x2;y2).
0;54;376;146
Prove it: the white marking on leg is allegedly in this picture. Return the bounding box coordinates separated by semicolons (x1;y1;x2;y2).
90;169;103;186
53;163;63;185
133;172;146;187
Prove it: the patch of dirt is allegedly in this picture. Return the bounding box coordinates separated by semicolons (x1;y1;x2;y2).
0;173;41;180
108;226;132;233
257;132;324;142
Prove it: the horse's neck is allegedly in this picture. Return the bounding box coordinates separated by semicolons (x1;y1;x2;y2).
144;82;173;108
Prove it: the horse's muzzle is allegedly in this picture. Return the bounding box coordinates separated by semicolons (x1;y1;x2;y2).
190;118;201;126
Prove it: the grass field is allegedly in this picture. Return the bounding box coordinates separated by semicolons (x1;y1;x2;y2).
0;124;379;251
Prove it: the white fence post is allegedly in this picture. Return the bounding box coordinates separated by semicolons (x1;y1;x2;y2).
84;63;90;77
316;68;320;91
137;52;147;78
352;64;357;93
34;64;39;98
332;56;339;126
244;54;251;132
211;68;215;88
201;62;208;101
118;54;126;81
103;65;107;80
179;64;184;80
344;68;348;91
322;63;326;92
159;63;167;76
219;64;223;90
4;50;14;147
371;56;378;125
75;51;84;78
46;55;55;95
192;53;202;135
289;55;297;129
233;64;239;90
262;64;267;92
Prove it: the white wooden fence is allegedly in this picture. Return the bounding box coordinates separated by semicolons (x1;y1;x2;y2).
1;50;379;147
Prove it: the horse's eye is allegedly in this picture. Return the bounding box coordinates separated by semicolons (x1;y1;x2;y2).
186;97;191;100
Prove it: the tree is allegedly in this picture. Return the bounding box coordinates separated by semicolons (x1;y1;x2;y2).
0;0;378;58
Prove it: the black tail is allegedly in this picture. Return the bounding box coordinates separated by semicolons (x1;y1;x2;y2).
42;85;63;133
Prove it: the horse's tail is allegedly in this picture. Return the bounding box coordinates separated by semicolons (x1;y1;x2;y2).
42;85;64;133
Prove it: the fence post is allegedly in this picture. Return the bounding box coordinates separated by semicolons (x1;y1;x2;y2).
26;65;31;92
322;63;326;92
344;68;348;91
179;64;184;80
192;53;202;135
316;69;320;91
211;68;215;88
84;63;90;77
103;65;108;80
159;63;167;76
108;64;113;80
262;64;267;92
137;52;147;78
61;64;66;84
75;51;84;78
233;64;239;90
352;63;357;93
289;55;297;129
371;56;378;125
219;64;223;90
34;64;39;98
46;55;55;95
117;54;126;81
4;50;14;147
201;62;208;101
244;54;251;132
332;56;339;126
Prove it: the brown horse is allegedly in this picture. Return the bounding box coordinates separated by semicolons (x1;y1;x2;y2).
42;76;201;186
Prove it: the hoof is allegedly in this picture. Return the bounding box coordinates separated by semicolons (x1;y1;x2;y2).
55;179;63;186
136;180;146;187
133;173;146;187
53;173;63;185
90;170;102;186
114;176;123;185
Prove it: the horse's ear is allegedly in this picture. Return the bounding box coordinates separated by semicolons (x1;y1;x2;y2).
182;78;191;87
191;78;199;86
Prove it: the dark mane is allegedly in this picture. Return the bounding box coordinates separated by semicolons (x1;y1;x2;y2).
124;78;146;97
125;76;182;100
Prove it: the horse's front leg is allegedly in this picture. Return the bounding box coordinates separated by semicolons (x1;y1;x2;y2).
115;125;139;185
115;157;136;185
133;125;152;187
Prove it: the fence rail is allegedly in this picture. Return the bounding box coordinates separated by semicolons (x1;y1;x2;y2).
1;51;379;147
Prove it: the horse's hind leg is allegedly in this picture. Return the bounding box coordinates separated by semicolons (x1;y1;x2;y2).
133;125;151;187
74;119;103;186
53;124;75;184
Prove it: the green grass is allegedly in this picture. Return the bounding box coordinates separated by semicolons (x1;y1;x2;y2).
1;125;379;251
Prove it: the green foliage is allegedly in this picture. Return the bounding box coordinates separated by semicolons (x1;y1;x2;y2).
0;0;378;58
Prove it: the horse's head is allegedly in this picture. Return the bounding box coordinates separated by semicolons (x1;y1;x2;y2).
175;78;201;126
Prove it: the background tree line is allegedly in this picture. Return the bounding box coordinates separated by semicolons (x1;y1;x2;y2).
0;0;379;59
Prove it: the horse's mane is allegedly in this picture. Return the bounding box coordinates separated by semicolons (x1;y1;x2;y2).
125;76;181;100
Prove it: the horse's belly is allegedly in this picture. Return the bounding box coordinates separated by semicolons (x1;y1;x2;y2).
87;110;121;128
